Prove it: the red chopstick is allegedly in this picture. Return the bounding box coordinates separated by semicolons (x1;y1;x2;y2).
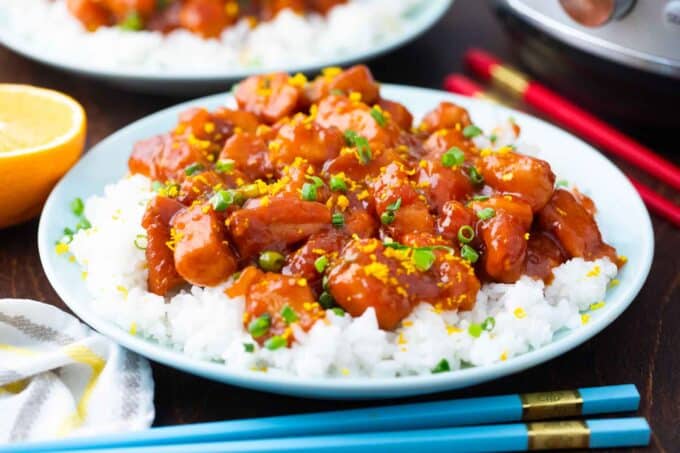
463;49;680;193
443;73;680;228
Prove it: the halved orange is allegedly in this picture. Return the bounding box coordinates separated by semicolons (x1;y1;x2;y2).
0;85;86;228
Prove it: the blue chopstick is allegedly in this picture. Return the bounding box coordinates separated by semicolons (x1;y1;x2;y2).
2;384;639;452
41;417;652;453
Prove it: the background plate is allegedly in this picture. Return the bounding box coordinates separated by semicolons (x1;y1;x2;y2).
38;85;654;399
0;1;451;95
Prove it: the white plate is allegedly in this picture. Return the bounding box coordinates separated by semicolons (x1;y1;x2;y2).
0;1;452;95
38;85;654;399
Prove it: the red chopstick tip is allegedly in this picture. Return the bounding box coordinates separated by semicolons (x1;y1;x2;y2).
443;74;483;97
464;48;499;80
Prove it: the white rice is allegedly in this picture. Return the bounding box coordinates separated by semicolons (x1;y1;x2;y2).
0;0;426;74
67;168;618;378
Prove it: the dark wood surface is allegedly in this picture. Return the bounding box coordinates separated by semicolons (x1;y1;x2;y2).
1;1;678;451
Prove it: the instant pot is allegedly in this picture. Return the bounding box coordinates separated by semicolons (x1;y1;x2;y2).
494;0;680;130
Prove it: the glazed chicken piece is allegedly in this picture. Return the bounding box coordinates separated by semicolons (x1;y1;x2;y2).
129;135;210;182
304;65;380;106
67;0;113;31
283;230;348;285
469;194;533;230
478;212;528;283
269;120;345;169
478;151;556;212
537;189;619;264
416;160;475;213
377;99;413;130
422;128;478;161
141;196;186;295
436;200;476;242
524;231;567;283
227;267;323;344
418;101;472;133
179;0;235;38
104;0;156;21
171;204;238;286
235;73;302;124
219;132;273;181
227;195;331;259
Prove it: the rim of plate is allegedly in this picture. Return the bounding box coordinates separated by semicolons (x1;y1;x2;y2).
0;0;452;82
38;85;654;398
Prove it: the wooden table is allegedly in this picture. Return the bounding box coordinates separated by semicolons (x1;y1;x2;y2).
1;1;678;451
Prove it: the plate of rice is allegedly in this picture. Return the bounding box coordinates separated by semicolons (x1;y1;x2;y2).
38;67;653;399
0;0;451;94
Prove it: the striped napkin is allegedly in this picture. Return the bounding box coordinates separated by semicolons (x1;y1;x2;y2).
0;299;154;443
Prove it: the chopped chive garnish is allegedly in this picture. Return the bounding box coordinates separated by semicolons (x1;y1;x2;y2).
370;106;387;126
556;179;569;188
71;198;84;216
468;323;483;338
210;189;240;211
243;343;255;353
472;194;490;201
184;162;204;176
489;134;498;144
119;11;143;31
265;336;287;350
457;225;475;244
258;251;285;273
460;244;479;263
314;255;329;273
381;197;402;225
441;147;465;168
319;291;335;309
344;130;372;164
468;166;484;185
476;207;496;221
76;217;91;231
431;358;450;373
463;124;483;138
386;197;402;212
329;175;347;192
331;307;345;317
215;159;235;174
481;316;496;331
412;247;436;272
63;227;75;236
281;306;298;324
151;181;164;192
248;314;271;338
322;275;329;291
301;183;317;201
134;234;148;250
331;213;344;227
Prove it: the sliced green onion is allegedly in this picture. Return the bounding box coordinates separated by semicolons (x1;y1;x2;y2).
380;211;396;225
314;255;329;273
258;251;285;272
344;130;372;165
151;181;164;192
386;197;402;212
556;179;569;188
319;291;335;309
412;248;436;272
63;227;75;236
331;213;344;227
431;358;450;374
119;11;143;31
301;183;317;201
370;106;387;126
134;234;148;250
481;316;496;331
468;166;484;185
331;307;345;317
322;275;329;291
461;244;479;263
330;89;345;96
468;323;483;338
184;162;204;176
243;343;255;353
457;225;475;244
476;207;496;221
210;189;240;211
472;194;490;201
329;175;347;192
71;198;84;216
441;147;465;168
248;313;271;338
489;133;498;144
76;217;91;231
383;241;410;250
265;335;287;350
281;306;298;324
463;124;482;138
215;159;235;174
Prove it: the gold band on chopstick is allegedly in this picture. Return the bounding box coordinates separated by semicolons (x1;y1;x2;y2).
520;389;584;420
527;420;590;450
489;65;529;97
